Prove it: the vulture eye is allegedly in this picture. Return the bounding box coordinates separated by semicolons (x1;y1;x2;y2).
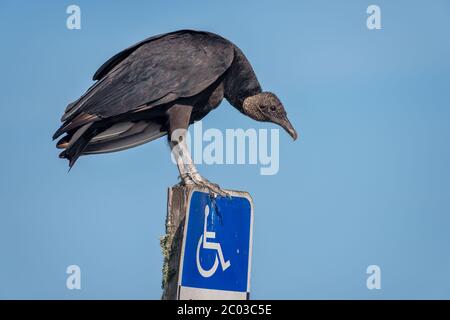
270;106;276;111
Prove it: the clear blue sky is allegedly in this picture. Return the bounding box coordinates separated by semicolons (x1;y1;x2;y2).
0;0;449;299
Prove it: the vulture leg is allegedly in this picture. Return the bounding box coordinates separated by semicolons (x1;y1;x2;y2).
170;136;229;197
167;104;230;197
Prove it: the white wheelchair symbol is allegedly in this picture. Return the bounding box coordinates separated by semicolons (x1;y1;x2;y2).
196;204;231;278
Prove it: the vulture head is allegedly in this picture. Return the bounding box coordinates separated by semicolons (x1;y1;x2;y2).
243;92;298;140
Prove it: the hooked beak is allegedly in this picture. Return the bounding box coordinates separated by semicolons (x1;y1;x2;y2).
279;116;298;141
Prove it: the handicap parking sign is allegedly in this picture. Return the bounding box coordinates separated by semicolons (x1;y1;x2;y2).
178;189;254;300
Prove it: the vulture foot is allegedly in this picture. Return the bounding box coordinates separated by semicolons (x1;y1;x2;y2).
180;173;231;198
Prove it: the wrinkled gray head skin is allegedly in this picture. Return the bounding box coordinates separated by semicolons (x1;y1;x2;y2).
243;92;298;140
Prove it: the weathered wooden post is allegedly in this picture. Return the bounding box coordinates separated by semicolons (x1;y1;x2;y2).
161;184;254;300
161;185;189;300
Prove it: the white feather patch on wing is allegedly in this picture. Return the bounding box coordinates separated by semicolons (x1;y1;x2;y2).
90;121;135;142
83;121;166;155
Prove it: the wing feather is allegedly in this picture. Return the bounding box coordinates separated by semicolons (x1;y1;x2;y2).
59;30;234;123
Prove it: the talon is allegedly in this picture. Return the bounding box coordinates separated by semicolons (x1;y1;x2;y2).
179;173;193;185
180;172;231;197
198;178;230;198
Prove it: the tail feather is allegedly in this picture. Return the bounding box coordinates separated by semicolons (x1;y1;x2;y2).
53;113;98;140
59;126;98;169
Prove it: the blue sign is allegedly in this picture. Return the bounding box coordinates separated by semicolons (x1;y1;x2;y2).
179;190;253;296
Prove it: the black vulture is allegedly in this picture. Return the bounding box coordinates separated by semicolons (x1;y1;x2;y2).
53;30;297;195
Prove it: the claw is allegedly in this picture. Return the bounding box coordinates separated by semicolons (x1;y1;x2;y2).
202;181;230;198
179;172;231;198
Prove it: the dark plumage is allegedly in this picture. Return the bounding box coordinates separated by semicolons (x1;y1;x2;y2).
53;30;297;185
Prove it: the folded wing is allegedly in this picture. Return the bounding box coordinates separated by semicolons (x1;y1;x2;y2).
53;30;234;167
